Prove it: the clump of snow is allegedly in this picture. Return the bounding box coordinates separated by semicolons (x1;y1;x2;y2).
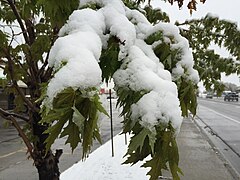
58;9;109;48
59;9;106;37
126;9;152;39
46;31;102;105
113;45;174;92
131;91;182;133
146;22;199;83
102;6;136;59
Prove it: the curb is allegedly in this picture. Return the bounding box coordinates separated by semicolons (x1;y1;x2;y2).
191;115;240;180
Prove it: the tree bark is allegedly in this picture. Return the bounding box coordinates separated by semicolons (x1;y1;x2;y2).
31;111;62;180
35;149;62;180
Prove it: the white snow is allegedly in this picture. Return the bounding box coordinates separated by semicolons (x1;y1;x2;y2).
45;0;198;138
60;134;151;180
131;91;182;133
46;31;102;105
147;22;199;83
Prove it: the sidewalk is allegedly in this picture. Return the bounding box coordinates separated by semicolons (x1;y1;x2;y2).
176;117;238;180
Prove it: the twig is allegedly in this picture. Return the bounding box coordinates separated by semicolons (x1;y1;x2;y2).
38;50;50;78
7;0;30;44
9;25;15;47
54;149;63;163
0;108;30;122
8;115;34;158
42;66;53;82
3;47;39;112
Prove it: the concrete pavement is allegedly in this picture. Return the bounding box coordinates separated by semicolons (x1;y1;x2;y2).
175;117;239;180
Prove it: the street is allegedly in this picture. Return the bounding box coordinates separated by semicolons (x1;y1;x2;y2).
196;97;240;175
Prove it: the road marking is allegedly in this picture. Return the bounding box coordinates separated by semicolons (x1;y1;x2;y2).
0;148;26;159
199;105;240;125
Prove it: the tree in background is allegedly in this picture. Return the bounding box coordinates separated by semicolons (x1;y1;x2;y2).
0;0;239;180
176;15;240;95
224;82;238;92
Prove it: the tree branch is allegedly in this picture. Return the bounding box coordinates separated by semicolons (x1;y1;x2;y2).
7;0;30;44
9;116;34;158
54;149;63;164
42;66;53;82
0;110;33;158
0;65;4;70
3;47;39;112
38;50;50;78
6;1;40;86
24;19;35;45
0;108;30;122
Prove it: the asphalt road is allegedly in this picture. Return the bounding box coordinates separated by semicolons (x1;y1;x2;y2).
0;97;123;180
196;97;240;175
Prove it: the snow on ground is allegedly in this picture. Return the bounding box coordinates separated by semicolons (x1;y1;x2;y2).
60;134;151;180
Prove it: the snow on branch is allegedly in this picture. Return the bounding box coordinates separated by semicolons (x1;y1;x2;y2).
45;0;198;132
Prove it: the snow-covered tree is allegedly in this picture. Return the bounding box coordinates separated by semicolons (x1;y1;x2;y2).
41;1;199;179
0;0;239;179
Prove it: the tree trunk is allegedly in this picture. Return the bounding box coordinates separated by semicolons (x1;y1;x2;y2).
31;111;62;180
35;149;62;180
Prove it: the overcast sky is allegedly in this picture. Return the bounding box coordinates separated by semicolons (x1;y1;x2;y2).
152;0;239;24
152;0;240;86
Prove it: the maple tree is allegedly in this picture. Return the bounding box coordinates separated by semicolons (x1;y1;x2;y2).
0;0;239;180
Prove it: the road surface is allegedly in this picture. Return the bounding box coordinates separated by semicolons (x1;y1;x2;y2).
196;97;240;175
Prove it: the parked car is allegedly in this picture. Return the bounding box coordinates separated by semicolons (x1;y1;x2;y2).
206;93;213;99
224;92;239;101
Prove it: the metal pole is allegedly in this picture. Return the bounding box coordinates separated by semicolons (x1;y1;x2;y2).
125;133;127;145
109;89;114;157
124;116;127;145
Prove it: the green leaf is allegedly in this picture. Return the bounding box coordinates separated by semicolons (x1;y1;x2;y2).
30;35;51;61
169;139;183;179
0;30;8;45
127;128;155;154
123;147;150;165
145;31;163;45
0;78;7;88
178;80;197;117
144;5;170;24
99;36;122;82
53;87;75;109
40;107;72;124
44;119;67;152
142;154;164;180
93;94;109;117
38;0;79;28
13;94;26;113
72;106;85;131
60;120;81;151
